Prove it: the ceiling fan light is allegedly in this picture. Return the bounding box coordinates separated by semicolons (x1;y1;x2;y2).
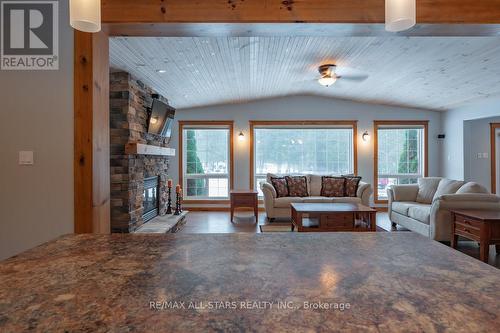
385;0;416;32
318;75;336;87
70;0;101;33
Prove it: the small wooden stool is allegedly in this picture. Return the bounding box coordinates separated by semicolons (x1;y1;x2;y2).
230;190;258;223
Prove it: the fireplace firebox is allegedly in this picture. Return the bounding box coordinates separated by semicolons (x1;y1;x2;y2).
143;176;160;222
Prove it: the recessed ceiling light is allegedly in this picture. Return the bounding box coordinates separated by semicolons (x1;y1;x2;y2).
156;69;167;73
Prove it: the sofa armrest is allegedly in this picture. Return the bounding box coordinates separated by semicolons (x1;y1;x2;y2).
260;182;277;217
434;193;500;203
357;182;372;206
389;184;419;202
430;195;500;241
261;182;276;199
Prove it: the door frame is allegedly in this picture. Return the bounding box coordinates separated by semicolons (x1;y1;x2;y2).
74;1;500;233
490;123;500;194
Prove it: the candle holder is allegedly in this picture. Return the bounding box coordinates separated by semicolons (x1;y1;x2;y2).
179;191;183;213
174;191;181;215
166;186;172;215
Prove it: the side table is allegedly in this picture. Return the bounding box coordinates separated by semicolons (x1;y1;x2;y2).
230;190;258;223
451;210;500;263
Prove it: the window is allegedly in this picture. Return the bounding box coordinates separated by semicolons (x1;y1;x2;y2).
180;121;233;200
374;121;428;202
251;121;357;195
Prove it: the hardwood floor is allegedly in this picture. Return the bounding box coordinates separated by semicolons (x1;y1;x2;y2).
179;211;500;268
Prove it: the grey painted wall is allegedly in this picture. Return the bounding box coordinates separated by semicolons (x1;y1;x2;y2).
441;96;500;181
169;95;442;206
464;116;500;191
0;0;74;260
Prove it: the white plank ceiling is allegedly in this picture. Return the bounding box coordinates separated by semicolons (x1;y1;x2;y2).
110;37;500;111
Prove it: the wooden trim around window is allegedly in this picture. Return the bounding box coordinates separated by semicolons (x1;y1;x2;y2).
490;123;500;194
373;120;429;204
178;120;234;202
249;120;358;190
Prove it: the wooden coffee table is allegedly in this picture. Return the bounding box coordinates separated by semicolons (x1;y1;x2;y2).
451;210;500;262
291;203;377;232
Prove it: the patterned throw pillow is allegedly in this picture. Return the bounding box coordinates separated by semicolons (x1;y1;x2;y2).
320;176;346;197
270;177;289;198
343;176;362;197
285;176;308;197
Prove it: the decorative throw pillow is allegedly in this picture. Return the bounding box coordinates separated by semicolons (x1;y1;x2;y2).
270;177;289;198
285;176;309;197
321;176;345;197
416;177;442;204
432;179;464;202
343;176;362;197
456;182;488;194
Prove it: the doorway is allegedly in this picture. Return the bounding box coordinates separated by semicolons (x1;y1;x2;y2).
490;123;500;194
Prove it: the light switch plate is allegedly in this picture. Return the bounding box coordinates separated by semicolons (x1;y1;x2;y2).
19;151;34;165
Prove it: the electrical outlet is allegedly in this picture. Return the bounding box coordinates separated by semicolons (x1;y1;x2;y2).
19;151;34;165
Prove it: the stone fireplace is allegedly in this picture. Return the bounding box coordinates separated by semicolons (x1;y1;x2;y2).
109;71;172;233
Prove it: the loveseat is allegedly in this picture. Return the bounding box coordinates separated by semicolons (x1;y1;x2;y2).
388;177;500;242
261;174;372;220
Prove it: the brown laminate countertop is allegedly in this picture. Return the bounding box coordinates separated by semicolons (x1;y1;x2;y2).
0;233;499;332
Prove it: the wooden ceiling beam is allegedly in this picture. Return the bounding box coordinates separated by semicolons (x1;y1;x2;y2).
102;0;500;24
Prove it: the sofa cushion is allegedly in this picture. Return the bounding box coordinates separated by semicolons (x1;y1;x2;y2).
408;205;431;225
456;182;489;194
309;174;323;196
357;182;370;198
331;197;362;204
416;177;442;204
285;176;309;197
270;177;289;198
392;202;416;216
321;176;345;197
274;197;303;208
432;179;465;202
343;176;362;197
302;196;334;203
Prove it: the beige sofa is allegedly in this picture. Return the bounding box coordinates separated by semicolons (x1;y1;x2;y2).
388;177;500;242
261;174;372;220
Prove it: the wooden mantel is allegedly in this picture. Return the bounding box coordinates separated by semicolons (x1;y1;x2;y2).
125;143;176;157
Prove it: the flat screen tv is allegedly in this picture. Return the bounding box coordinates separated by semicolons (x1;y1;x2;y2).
147;98;175;138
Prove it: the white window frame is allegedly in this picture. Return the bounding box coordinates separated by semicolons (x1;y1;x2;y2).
181;124;232;200
251;122;357;195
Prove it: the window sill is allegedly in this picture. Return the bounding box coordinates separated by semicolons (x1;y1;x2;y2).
183;199;230;204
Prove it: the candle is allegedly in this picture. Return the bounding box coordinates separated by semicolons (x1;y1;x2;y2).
176;184;181;193
167;179;173;188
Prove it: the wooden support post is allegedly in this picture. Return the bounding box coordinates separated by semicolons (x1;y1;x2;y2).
74;30;110;234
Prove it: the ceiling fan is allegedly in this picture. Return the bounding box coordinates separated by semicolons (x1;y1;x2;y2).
316;64;368;87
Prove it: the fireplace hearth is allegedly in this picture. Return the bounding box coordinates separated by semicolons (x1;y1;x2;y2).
143;176;160;222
